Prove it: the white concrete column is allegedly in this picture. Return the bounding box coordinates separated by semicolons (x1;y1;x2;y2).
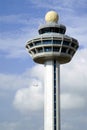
44;60;54;130
44;60;60;130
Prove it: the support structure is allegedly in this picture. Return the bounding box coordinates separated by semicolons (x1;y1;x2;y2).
26;10;79;130
44;60;60;130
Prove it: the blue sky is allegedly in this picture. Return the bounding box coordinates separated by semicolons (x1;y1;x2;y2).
0;0;87;130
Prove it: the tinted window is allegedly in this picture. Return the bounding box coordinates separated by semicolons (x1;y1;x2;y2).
53;40;61;44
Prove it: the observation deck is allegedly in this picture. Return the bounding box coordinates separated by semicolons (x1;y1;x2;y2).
26;11;79;64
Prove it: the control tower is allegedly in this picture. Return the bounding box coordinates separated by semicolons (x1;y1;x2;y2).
26;11;79;130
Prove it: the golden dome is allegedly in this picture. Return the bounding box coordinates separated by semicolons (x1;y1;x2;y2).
45;10;59;23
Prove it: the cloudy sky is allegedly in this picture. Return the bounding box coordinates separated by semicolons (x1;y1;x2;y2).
0;0;87;130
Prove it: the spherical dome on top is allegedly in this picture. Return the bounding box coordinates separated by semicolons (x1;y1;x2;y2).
45;10;59;23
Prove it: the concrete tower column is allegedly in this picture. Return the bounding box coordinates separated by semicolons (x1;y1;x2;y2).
44;60;60;130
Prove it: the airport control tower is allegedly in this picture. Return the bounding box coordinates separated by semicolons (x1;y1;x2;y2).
26;11;79;130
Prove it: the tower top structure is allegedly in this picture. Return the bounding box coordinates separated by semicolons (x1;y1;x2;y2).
45;10;59;23
26;11;79;64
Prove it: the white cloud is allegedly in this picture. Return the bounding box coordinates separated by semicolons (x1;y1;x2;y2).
61;93;85;109
0;73;29;90
62;122;73;130
0;122;17;130
13;48;87;113
65;15;87;47
0;15;28;24
0;64;44;113
0;15;41;59
0;14;41;25
0;48;87;113
0;33;34;59
29;0;87;11
13;64;44;113
0;64;44;90
29;64;44;81
13;83;43;113
61;49;87;93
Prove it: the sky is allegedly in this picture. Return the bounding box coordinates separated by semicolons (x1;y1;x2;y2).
0;0;87;130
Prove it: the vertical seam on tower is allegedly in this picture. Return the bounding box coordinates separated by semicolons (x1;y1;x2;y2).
54;60;56;130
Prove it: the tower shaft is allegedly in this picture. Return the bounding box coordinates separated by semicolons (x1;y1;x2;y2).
44;60;60;130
